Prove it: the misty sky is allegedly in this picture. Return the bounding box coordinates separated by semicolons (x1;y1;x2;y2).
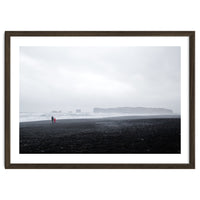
20;46;180;113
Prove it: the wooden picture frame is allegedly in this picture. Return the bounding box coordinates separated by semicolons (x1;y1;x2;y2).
5;31;195;169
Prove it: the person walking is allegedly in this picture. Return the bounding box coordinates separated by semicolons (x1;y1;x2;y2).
51;116;54;124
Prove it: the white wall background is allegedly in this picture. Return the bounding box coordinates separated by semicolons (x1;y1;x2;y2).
0;0;199;200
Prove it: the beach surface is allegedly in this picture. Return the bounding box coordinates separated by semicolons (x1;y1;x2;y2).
20;115;180;153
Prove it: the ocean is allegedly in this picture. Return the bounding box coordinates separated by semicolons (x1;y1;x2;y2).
20;112;178;122
20;112;136;122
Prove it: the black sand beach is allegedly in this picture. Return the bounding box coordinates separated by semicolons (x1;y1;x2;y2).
20;115;180;154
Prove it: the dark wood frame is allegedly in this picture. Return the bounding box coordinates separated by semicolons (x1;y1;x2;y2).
5;31;195;169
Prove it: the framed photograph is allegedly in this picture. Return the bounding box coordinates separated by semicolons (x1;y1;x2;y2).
5;31;195;169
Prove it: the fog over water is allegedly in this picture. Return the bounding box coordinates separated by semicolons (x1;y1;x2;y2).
20;46;180;115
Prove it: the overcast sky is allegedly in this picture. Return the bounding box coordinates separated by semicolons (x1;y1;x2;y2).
20;46;180;113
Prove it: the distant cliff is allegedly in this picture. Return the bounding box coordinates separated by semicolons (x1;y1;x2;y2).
93;107;173;114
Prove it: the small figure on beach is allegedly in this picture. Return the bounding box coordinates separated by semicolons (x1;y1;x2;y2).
51;116;54;124
54;118;56;123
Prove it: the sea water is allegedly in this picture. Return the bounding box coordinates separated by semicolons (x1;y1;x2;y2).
20;112;163;122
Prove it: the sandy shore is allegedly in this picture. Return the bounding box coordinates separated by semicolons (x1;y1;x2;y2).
20;115;180;153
